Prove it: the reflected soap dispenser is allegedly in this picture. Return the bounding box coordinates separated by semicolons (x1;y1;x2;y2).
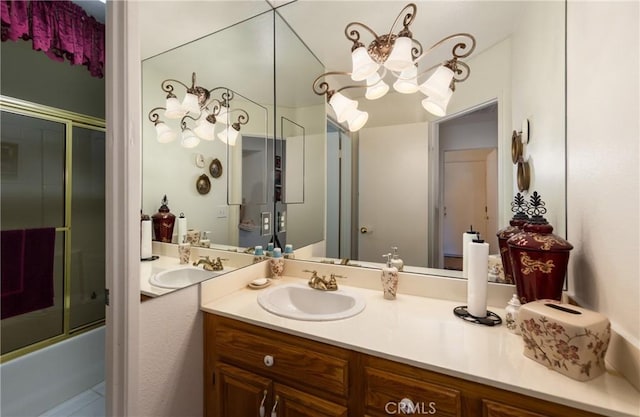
381;253;399;300
390;246;404;272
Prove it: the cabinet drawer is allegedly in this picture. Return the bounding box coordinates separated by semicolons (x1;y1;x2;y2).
213;324;349;398
482;399;549;417
364;367;461;417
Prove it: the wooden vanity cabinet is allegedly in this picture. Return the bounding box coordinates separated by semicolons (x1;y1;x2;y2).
204;313;606;417
205;314;355;417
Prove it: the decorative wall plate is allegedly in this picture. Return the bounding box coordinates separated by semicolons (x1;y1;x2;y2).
196;174;211;195
517;160;531;192
511;130;523;164
209;158;222;178
195;153;205;168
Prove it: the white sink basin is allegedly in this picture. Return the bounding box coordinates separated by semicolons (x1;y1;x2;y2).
149;266;219;289
257;283;366;321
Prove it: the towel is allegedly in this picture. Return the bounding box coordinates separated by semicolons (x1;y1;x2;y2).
1;228;56;320
1;229;25;296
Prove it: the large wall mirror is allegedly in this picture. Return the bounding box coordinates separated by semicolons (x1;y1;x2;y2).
139;1;566;297
277;1;566;280
142;11;274;248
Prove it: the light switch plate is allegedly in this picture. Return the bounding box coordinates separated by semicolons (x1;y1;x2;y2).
277;211;286;233
261;212;272;236
216;206;228;218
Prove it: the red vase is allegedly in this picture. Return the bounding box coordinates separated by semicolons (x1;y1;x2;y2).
152;195;176;243
507;193;573;304
496;193;530;285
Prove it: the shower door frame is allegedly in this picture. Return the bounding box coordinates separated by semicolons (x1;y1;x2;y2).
0;96;106;362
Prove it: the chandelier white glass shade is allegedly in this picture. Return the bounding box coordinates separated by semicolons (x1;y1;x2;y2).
148;73;249;148
351;46;380;81
180;127;200;149
154;121;177;143
312;3;475;132
393;65;419;94
365;72;389;100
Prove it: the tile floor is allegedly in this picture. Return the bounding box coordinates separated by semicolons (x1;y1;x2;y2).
38;382;105;417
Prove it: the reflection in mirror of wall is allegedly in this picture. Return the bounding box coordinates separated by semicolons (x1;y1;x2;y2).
277;0;566;281
142;12;274;251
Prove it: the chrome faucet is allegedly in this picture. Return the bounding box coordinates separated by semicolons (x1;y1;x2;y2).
193;256;226;271
304;269;345;291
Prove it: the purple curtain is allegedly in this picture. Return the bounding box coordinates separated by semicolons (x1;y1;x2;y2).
1;0;105;78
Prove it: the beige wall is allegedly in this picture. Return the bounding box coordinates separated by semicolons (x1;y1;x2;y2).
566;0;639;364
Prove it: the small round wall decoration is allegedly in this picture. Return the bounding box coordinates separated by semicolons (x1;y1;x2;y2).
209;158;222;178
196;174;211;195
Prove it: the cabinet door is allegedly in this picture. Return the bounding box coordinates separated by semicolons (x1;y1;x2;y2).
483;400;550;417
216;363;272;417
273;383;348;417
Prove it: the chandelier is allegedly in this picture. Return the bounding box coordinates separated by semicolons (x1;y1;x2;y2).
148;72;249;148
312;3;476;132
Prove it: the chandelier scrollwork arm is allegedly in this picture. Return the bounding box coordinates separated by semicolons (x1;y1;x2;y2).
234;110;249;127
345;22;380;51
387;3;417;39
418;33;476;61
161;78;189;97
449;60;471;84
180;114;199;130
148;107;165;124
312;71;353;99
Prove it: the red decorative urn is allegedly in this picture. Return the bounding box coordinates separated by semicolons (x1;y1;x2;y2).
151;195;176;243
507;192;573;304
496;193;529;285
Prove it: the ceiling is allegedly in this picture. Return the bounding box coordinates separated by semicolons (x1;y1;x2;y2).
137;1;522;65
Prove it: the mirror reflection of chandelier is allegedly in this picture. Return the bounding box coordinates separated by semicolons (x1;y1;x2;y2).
312;3;476;132
148;73;249;148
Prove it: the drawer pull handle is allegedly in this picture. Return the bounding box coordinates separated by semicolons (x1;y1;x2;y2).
399;398;416;414
271;395;279;417
259;390;267;417
263;355;274;367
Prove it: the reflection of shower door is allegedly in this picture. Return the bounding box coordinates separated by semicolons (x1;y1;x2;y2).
442;157;487;257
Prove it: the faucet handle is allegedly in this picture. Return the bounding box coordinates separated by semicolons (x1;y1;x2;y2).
302;269;317;276
331;273;347;279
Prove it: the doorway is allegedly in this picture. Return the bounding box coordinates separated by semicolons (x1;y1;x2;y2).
431;102;499;270
325;120;352;259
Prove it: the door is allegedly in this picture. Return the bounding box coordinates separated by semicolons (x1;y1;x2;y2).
358;123;429;267
215;363;272;417
442;150;489;257
273;383;347;417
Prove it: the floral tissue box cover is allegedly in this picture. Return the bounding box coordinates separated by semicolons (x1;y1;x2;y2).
519;300;610;381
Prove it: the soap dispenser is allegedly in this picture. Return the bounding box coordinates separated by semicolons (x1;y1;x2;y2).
390;246;404;272
505;294;522;334
381;253;399;300
269;248;284;278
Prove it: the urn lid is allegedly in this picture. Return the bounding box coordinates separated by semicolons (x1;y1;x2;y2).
507;192;573;251
157;195;171;213
509;192;530;226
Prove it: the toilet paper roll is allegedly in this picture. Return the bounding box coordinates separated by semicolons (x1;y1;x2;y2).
140;219;152;259
467;240;489;317
462;229;479;278
177;215;187;244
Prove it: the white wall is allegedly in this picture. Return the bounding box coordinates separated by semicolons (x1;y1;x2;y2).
566;0;639;370
511;0;566;232
138;287;203;417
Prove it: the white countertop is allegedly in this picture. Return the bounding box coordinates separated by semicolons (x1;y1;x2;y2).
201;275;640;417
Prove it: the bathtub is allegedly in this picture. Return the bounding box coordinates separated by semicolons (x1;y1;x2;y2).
0;326;105;417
